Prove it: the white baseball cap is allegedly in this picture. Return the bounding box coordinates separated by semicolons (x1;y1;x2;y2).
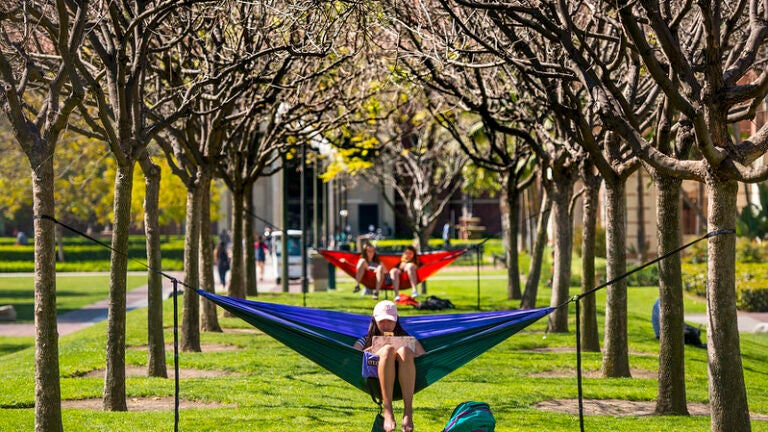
373;300;398;322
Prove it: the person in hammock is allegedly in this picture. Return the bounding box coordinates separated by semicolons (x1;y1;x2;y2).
390;245;420;301
354;301;425;432
354;243;387;299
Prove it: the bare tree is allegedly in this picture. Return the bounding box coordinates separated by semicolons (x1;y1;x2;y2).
137;153;166;377
211;1;366;297
0;1;88;429
369;101;469;253
70;0;205;410
450;0;768;428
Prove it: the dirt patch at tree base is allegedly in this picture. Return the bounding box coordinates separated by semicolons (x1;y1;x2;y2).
128;343;242;352
534;399;768;421
61;396;235;411
78;365;240;379
529;368;657;379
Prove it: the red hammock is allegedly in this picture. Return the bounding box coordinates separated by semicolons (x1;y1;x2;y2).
318;248;467;290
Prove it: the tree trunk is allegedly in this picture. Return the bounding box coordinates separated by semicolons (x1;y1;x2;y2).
245;182;257;296
199;170;221;332
414;230;429;294
707;180;750;432
504;174;522;300
579;177;601;352
653;172;687;414
32;156;63;432
547;176;573;332
139;156;167;378
181;179;202;352
521;181;551;309
601;179;631;377
103;163;134;411
636;170;646;262
230;188;246;299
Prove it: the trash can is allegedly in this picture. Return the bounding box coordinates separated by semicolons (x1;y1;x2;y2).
311;253;328;292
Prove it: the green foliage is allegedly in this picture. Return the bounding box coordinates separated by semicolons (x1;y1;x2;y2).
738;288;768;312
0;235;185;272
683;261;768;312
682;240;708;264
626;265;659;287
736;237;768;263
572;224;606;259
131;155;199;230
461;163;501;198
736;183;768;240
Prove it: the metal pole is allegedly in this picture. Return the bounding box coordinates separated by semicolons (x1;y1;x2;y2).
476;244;481;310
172;278;179;431
301;144;309;306
313;150;319;250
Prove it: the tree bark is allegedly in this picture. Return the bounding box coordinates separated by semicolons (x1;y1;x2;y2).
139;155;167;378
230;188;246;299
245;182;258;296
636;170;646;261
579;176;601;352
181;178;202;352
707;180;750;431
199;169;222;332
521;181;551;309
547;175;574;332
504;174;522;300
653;172;687;414
32;157;63;432
103;163;134;411
601;179;631;377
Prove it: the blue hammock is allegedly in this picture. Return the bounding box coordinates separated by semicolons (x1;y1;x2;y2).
199;290;553;397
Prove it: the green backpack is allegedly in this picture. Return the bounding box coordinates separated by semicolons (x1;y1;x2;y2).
442;401;496;432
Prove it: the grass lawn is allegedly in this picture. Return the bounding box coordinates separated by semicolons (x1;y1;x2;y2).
0;274;147;356
0;269;767;431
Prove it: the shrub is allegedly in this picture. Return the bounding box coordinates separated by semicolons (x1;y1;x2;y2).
572;225;606;259
736;237;768;263
737;287;768;312
627;265;659;287
0;235;185;272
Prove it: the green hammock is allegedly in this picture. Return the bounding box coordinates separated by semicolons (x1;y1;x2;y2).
198;290;553;398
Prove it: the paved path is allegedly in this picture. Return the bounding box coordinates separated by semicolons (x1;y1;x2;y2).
685;312;768;333
0;272;182;337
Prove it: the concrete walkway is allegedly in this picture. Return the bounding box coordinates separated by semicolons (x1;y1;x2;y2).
685;311;768;333
0;272;182;337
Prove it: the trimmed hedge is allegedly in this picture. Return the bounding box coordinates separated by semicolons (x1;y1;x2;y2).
683;262;768;312
0;235;185;272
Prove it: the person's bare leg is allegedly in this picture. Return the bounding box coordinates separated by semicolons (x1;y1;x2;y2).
355;261;367;293
377;346;397;432
405;263;419;296
390;268;401;298
396;347;416;432
375;266;385;298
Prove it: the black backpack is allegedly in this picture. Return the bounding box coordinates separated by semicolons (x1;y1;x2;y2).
416;295;455;310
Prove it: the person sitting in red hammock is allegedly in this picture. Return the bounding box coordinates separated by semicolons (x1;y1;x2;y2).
353;243;387;299
390;245;420;302
354;301;425;432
